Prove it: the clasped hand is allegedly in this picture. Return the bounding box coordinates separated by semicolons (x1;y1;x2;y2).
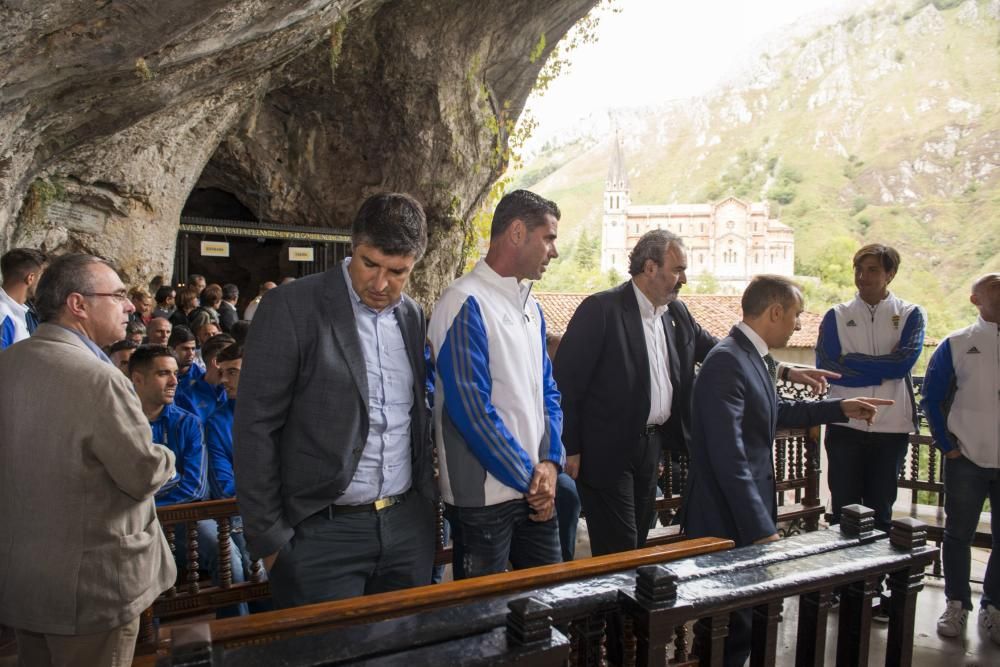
525;460;558;522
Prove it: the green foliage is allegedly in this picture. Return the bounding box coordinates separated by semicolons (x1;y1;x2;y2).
529;33;547;64
575;229;599;270
903;0;965;21
134;57;154;81
851;197;868;215
21;177;66;224
690;272;722;294
894;49;905;63
329;17;348;80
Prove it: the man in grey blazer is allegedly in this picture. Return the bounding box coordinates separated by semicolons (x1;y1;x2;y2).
0;254;177;667
234;193;437;609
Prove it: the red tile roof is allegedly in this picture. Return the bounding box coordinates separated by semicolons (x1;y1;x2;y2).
535;292;821;349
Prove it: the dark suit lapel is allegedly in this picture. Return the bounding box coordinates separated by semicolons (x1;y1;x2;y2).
394;300;422;397
622;285;651;403
324;267;368;404
730;326;777;430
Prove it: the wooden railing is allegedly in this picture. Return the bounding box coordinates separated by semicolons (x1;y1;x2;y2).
148;506;936;667
649;426;823;545
138;537;732;665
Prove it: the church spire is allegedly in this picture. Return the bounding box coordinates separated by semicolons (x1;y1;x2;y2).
607;130;628;190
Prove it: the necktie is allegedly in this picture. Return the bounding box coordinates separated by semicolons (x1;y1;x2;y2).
763;353;778;383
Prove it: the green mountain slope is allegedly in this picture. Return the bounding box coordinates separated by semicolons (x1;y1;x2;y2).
519;0;1000;337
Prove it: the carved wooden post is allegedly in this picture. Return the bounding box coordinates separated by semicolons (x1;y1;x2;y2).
836;505;877;667
136;606;157;654
673;624;688;664
619;564;679;667
838;504;875;539
794;589;833;667
693;615;728;667
187;522;200;594
750;599;783;667
803;429;821;531
886;518;928;667
218;517;232;589
908;441;920;504
167;523;178;598
169;622;212;667
507;596;553;646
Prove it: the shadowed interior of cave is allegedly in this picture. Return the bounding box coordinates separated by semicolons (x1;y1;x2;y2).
179;187;309;308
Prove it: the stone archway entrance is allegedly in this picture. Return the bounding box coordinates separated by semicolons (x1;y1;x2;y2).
174;217;351;311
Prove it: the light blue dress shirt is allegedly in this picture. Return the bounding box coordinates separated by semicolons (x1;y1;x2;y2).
336;258;414;505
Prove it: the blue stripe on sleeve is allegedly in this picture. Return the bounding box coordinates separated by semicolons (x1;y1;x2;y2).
537;303;564;468
0;316;16;350
920;337;958;453
816;309;882;386
841;308;925;379
438;297;534;493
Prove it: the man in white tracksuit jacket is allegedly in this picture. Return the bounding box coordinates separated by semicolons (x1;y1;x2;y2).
816;243;926;533
430;190;565;579
922;273;1000;643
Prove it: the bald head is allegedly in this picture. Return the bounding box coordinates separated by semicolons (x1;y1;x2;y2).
971;273;1000;324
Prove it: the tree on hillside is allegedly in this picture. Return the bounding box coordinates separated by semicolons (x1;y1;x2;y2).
575;229;599;270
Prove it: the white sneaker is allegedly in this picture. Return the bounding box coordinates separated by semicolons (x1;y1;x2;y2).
979;604;1000;645
936;600;967;637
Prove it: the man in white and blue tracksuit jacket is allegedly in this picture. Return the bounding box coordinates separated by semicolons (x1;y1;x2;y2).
429;190;565;579
921;273;1000;641
817;244;926;533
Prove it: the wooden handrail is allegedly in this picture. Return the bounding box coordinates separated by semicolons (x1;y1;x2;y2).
198;537;732;648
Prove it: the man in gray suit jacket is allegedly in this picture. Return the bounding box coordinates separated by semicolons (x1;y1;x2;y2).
0;254;176;667
234;193;437;609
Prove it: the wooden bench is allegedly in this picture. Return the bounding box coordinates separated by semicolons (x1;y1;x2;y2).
646;426;824;546
137;536;732;664
146;508;938;667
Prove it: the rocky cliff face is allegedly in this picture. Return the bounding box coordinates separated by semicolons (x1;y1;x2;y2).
0;0;596;301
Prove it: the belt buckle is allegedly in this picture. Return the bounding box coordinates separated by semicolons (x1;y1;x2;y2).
373;496;394;511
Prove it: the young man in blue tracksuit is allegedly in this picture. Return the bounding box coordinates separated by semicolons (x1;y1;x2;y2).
922;274;1000;642
175;333;233;423
129;344;247;617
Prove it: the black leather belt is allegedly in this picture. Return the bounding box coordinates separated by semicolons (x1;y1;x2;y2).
325;491;409;517
642;424;664;437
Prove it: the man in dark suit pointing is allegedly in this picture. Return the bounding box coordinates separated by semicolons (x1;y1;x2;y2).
683;274;891;666
234;193;437;608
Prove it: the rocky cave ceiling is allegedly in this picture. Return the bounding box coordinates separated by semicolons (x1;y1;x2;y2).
0;0;598;302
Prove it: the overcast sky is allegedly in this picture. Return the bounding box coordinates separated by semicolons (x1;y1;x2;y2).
524;0;849;145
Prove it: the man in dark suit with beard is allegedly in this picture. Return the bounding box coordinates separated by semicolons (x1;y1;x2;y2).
554;230;715;555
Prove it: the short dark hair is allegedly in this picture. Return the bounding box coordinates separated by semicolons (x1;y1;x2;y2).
177;286;199;310
490;190;561;239
128;344;177;376
201;284;223;308
216;344;243;364
154;285;175;304
230;320;251;345
741;275;803;318
1;248;47;283
167;325;196;348
628;230;683;276
201;333;236;364
853;243;901;275
125;320;146;336
222;284;239;301
34;254;114;322
109;339;138;354
189;274;205;284
351;193;428;259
